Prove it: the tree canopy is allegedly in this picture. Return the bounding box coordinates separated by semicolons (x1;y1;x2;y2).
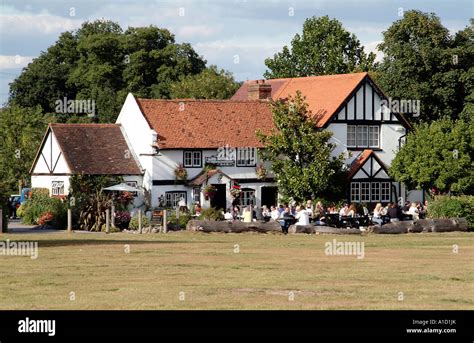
169;65;240;99
257;92;346;202
264;16;376;78
377;11;473;123
389;118;474;194
9;20;208;123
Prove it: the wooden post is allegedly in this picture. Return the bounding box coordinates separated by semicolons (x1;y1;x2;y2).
111;203;115;227
0;209;3;234
138;209;142;233
163;210;167;233
67;209;72;233
105;208;110;234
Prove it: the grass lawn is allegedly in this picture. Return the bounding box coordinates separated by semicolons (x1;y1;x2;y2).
0;231;473;310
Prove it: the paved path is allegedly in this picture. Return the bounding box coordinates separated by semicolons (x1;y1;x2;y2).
6;219;58;234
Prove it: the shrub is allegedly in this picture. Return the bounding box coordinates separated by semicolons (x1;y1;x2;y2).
100;224;122;233
22;191;67;229
198;207;224;221
167;211;192;230
114;211;131;229
129;214;150;230
16;204;25;218
428;195;474;228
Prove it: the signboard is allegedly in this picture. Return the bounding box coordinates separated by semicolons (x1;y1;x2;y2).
205;156;235;167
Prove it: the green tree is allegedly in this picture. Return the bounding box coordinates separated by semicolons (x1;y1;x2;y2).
0;105;52;193
264;16;375;78
390;118;474;194
377;11;473;122
8;20;208;123
257;92;346;202
169;65;240;99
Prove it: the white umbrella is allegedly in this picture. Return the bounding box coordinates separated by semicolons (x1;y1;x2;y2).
103;183;141;192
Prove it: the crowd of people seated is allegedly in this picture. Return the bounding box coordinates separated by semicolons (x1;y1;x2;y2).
219;199;429;233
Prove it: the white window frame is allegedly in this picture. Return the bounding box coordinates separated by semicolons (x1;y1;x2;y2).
371;182;380;202
240;188;255;206
350;182;360;202
51;181;64;196
369;126;380;148
192;187;200;203
381;182;391;202
183;151;201;167
356;125;368;147
361;182;370;202
347;125;357;148
165;191;187;208
236;147;256;167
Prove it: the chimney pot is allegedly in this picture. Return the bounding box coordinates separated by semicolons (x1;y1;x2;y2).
248;80;271;100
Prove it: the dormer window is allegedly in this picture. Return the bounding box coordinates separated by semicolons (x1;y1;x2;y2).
347;125;380;148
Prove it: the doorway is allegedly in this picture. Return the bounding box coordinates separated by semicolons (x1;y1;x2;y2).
210;184;226;210
261;186;278;207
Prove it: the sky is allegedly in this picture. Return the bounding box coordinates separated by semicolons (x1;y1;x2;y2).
0;0;472;105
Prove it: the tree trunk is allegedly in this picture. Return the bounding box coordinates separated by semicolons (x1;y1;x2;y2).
370;218;469;234
369;221;414;234
186;220;282;233
288;225;361;234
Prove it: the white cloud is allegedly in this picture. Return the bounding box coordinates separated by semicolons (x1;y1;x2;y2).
0;55;34;70
363;40;383;62
0;13;82;35
176;25;222;39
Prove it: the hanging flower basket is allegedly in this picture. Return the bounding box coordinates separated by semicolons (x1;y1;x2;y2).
203;185;217;200
174;163;188;181
255;164;267;180
230;187;241;198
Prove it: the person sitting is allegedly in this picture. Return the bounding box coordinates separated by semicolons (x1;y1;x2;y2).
408;202;419;220
224;208;234;221
242;206;253;223
347;204;357;218
279;206;294;233
339;204;349;217
387;203;400;222
270;206;280;221
261;205;271;219
232;206;240;220
194;202;202;216
295;205;310;226
372;203;384;225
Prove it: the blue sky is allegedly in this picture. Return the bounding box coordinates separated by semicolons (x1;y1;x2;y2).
0;0;472;105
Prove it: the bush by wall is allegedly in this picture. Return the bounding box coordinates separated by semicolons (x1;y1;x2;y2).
22;189;67;229
128;214;150;230
428;195;474;229
198;207;224;221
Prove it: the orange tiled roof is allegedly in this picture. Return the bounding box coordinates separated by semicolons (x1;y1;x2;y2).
232;72;368;127
136;99;274;149
347;149;389;180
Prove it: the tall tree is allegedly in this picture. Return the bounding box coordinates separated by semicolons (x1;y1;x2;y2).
264;16;375;78
0;106;52;193
377;11;473;122
169;65;240;99
390;118;474;194
8;20;208;123
257;92;346;202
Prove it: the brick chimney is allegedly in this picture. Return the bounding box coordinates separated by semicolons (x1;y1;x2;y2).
248;80;272;100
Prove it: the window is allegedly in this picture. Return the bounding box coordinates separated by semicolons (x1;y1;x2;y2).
240;189;255;206
361;182;370;202
350;183;360;202
236;147;256;167
381;182;391;202
356;126;368;147
371;182;380;202
51;181;64;196
165;191;187;207
183;151;201;167
369;126;380;148
347;125;357;147
192;187;200;203
347;125;380;148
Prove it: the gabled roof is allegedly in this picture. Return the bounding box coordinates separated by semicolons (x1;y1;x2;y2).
188;168;232;186
31;124;142;175
136;99;274;149
232;72;368;127
347;149;389;180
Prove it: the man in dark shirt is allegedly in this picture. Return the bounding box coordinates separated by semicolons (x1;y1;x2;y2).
387;203;400;222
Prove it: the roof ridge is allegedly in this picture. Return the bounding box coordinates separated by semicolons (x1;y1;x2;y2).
136;98;270;103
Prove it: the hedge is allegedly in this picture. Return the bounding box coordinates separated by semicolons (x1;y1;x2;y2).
428;195;474;229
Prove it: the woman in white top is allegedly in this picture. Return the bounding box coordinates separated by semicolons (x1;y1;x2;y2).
372;203;383;225
270;206;280;221
408;202;420;220
295;205;310;225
